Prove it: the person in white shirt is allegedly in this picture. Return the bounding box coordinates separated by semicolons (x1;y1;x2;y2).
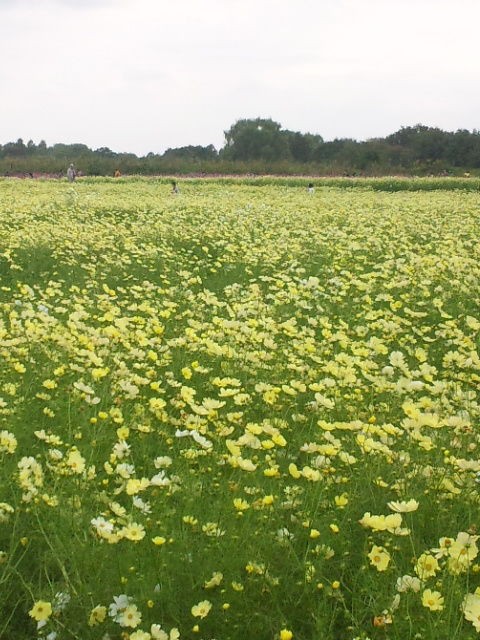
67;164;76;182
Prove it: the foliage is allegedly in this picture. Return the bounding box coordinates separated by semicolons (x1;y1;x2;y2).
223;118;292;161
2;121;480;176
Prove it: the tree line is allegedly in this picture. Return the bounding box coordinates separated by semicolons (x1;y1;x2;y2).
1;118;480;177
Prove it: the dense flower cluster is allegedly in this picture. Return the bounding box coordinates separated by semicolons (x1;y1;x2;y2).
0;178;479;639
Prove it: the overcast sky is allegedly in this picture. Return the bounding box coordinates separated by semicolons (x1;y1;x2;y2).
1;0;479;156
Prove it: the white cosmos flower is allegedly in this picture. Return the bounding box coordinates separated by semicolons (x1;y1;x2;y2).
108;594;131;618
150;471;171;486
396;575;421;593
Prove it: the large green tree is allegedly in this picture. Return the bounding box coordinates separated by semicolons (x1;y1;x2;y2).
223;118;291;161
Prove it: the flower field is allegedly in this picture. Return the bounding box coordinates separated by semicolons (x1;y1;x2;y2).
0;177;479;640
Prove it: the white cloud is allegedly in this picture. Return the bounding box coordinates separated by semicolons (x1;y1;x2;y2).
1;0;479;154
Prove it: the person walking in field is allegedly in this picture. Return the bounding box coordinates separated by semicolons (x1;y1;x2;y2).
67;164;76;182
307;182;315;194
171;180;179;194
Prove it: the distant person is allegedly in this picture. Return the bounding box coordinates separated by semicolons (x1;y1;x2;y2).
171;180;179;194
307;182;315;194
67;164;76;183
114;169;121;178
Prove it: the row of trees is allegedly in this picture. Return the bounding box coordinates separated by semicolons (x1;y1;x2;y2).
1;119;480;176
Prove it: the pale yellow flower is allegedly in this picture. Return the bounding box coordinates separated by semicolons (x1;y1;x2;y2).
191;599;212;618
204;571;223;589
118;604;142;628
387;499;419;513
462;592;480;631
65;448;86;474
422;588;444;611
415;553;439;579
334;494;349;507
88;605;107;626
368;545;391;572
120;522;146;542
0;430;17;454
233;498;249;511
359;512;402;533
130;631;152;640
28;600;52;622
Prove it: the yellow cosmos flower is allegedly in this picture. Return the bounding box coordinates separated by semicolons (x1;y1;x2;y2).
387;499;419;513
191;600;212;618
0;431;17;454
130;630;152;640
88;604;107;626
29;600;52;622
263;388;280;404
359;512;403;533
462;592;480;631
422;588;444;611
121;522;146;542
271;433;287;446
65;448;86;474
415;553;439;579
126;477;150;495
245;561;265;575
234;456;257;472
302;466;321;482
334;494;348;507
118;603;142;628
233;498;249;511
288;463;301;479
368;545;391;572
117;426;130;440
448;532;479;566
204;571;223;589
91;367;109;380
264;466;280;478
